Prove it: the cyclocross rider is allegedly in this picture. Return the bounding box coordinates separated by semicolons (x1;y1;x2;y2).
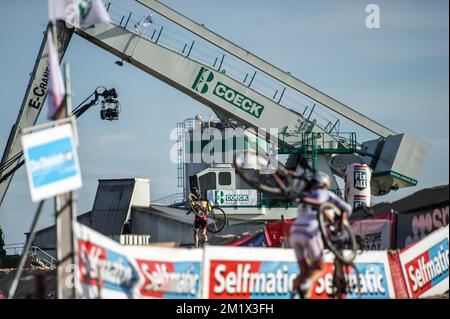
289;171;352;298
193;206;208;247
189;188;209;247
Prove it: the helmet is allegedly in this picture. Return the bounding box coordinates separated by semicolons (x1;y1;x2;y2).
312;171;331;188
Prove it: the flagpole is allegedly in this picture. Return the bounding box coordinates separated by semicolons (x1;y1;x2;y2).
7;201;46;299
47;16;76;299
55;63;78;300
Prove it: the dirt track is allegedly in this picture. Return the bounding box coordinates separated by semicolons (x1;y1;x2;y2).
0;268;56;299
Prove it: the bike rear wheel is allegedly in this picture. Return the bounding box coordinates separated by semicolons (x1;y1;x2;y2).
233;149;301;196
234;150;280;195
206;207;227;233
332;261;361;299
318;203;357;264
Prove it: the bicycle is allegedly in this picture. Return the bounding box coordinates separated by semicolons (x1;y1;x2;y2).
331;258;361;299
233;149;360;298
186;189;228;234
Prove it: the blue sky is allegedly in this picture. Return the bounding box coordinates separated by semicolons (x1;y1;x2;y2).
0;0;448;244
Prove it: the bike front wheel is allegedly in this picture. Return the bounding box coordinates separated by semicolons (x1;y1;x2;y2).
206;207;227;233
318;202;357;265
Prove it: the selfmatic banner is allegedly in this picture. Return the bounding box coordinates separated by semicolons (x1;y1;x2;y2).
21;123;82;201
74;223;203;299
207;189;258;207
202;247;298;299
310;251;395;299
202;247;395;299
74;224;396;299
399;226;449;298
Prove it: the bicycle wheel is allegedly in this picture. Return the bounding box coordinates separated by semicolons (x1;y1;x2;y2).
318;202;357;264
331;261;361;299
206;207;227;233
188;193;197;210
346;264;361;298
234;149;297;196
332;260;347;299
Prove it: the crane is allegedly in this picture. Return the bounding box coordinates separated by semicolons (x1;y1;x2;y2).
0;1;429;208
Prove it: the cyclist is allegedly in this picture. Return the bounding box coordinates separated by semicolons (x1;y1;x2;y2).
188;188;209;247
289;171;352;299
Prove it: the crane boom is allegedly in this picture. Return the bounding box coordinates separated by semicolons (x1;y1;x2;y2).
74;23;340;145
0;22;73;206
137;0;396;138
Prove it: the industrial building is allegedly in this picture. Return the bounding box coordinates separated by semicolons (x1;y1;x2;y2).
32;178;264;257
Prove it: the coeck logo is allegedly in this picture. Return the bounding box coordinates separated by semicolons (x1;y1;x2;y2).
192;67;214;94
215;191;225;205
192;67;265;118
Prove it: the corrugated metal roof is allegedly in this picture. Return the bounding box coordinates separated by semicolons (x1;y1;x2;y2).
90;179;147;235
133;204;192;225
34;211;92;236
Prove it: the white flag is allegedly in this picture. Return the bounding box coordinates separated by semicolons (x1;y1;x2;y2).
48;0;110;27
48;0;77;21
47;30;66;119
80;0;111;26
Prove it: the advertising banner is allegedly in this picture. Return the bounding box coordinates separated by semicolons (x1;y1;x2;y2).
74;223;203;299
266;220;293;247
399;226;449;298
21;123;82;202
310;251;395;299
203;247;395;299
396;205;449;249
74;224;396;299
228;230;272;247
207;189;258;207
352;219;391;250
344;164;372;209
202;247;298;299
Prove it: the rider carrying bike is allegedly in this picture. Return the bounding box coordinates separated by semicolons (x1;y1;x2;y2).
189;188;209;247
289;171;352;299
193;208;208;247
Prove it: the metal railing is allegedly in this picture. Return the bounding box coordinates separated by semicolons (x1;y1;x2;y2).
215;188;345;209
3;243;56;269
4;243;25;256
30;246;56;269
151;192;186;207
120;234;151;246
278;132;360;155
104;2;348;136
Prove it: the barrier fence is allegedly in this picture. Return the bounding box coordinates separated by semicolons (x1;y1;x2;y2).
73;223;448;299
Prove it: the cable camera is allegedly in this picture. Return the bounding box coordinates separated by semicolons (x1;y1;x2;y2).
100;88;121;121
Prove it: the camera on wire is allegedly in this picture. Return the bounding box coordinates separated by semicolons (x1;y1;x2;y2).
100;88;121;121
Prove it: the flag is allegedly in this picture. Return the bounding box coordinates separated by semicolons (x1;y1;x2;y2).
47;30;66;119
79;0;110;26
48;0;110;27
48;0;74;22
